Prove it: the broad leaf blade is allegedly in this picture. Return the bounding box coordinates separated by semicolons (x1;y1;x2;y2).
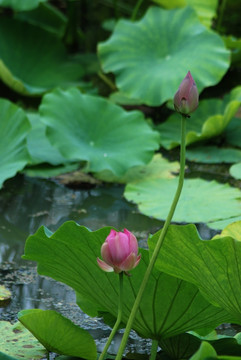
149;224;241;322
18;309;96;360
23;222;231;341
98;7;230;106
0;17;85;95
0;99;30;188
124;178;241;228
40;88;160;176
0;321;46;359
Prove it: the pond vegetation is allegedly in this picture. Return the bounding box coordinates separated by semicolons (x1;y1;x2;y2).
0;0;241;359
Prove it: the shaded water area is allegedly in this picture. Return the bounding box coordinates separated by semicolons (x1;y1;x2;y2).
0;173;235;356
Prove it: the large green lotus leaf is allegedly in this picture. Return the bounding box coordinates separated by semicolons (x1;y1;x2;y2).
0;99;30;189
0;285;11;306
208;216;241;231
186;146;241;163
15;2;67;36
95;154;179;183
124;178;241;226
230;162;241;179
190;342;217;360
22;222;231;341
0;17;85;95
214;221;241;241
23;163;80;178
160;331;241;359
98;6;230;106
18;309;96;359
224;36;241;66
26;112;67;166
152;0;185;9
158;87;241;149
0;321;46;359
153;0;218;27
40;88;160;176
0;0;47;11
186;0;218;27
148;224;241;321
225;117;241;148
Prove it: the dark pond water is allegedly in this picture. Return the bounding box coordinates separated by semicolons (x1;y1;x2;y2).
0;173;228;356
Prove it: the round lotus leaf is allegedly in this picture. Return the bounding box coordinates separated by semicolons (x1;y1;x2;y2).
0;17;84;95
98;6;230;106
0;99;30;188
0;321;46;359
40;88;160;176
0;286;11;307
230;162;241;180
0;0;47;11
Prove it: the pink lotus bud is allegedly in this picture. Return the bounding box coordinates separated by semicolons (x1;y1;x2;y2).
97;229;141;274
174;71;199;116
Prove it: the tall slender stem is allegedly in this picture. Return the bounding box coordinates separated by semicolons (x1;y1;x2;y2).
150;339;159;360
216;0;227;33
99;272;124;360
115;115;186;360
131;0;144;21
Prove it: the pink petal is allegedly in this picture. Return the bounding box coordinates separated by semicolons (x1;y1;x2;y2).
101;242;113;266
124;229;138;255
119;253;138;272
97;258;114;272
108;231;129;264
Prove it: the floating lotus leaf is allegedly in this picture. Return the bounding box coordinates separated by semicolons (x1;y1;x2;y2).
95;154;179;183
208;216;241;231
26;113;67;166
0;17;85;95
0;0;47;11
149;223;241;322
18;309;96;359
0;99;30;189
230;162;241;179
98;6;230;106
158;87;241;149
214;220;241;241
0;285;11;306
0;321;46;359
124;178;241;228
23;223;231;341
40;88;160;176
153;0;218;27
15;2;67;36
186;146;241;163
225;118;241;148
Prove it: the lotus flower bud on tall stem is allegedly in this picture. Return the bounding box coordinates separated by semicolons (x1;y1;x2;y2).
174;71;199;116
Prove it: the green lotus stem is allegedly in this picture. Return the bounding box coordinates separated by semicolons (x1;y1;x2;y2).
216;0;227;32
98;71;117;91
115;115;187;360
99;272;124;360
131;0;144;21
150;339;159;360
